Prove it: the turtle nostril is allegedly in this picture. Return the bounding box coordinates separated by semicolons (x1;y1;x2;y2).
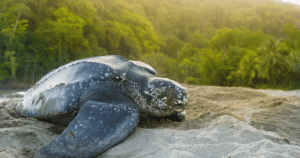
175;103;182;108
179;103;186;107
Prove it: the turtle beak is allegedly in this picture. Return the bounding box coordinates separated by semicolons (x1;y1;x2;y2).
172;90;188;113
172;103;185;112
174;108;184;112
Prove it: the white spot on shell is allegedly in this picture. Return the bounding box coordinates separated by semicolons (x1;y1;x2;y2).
183;96;188;104
161;96;167;101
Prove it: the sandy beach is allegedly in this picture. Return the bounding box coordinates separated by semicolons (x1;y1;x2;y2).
1;85;300;157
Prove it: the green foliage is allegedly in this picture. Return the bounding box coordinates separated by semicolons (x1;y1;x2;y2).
185;76;201;85
118;9;159;53
59;0;96;25
95;6;159;58
237;49;259;86
103;20;140;56
284;23;300;51
223;46;248;86
178;43;200;60
34;7;88;65
4;51;18;79
160;36;183;58
230;10;262;32
140;52;195;83
0;62;11;80
140;52;169;76
0;50;18;80
0;0;28;50
0;0;300;90
188;30;208;48
235;28;265;50
0;0;28;80
256;38;292;86
199;50;226;85
209;28;238;58
140;52;182;81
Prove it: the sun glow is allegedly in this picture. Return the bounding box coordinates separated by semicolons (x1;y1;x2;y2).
282;0;300;5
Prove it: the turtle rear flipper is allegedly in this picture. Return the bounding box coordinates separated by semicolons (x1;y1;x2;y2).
34;101;140;158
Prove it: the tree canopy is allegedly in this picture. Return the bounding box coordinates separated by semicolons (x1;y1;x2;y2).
1;0;300;89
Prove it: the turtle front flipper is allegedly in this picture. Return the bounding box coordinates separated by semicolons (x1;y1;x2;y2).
34;101;140;158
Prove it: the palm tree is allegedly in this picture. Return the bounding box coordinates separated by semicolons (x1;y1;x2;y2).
257;38;291;86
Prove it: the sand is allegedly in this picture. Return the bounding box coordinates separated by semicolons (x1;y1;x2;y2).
1;85;300;157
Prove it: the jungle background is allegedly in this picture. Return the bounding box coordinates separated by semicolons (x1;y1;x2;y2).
1;0;300;89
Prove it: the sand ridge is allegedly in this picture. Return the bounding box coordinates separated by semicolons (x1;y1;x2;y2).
139;85;300;143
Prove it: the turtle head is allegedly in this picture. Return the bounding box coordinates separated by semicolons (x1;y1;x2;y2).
142;78;188;121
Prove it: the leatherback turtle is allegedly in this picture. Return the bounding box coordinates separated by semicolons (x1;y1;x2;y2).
15;55;188;157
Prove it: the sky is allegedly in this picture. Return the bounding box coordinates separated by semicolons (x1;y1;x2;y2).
282;0;300;5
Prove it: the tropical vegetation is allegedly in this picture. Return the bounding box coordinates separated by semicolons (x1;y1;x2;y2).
1;0;300;89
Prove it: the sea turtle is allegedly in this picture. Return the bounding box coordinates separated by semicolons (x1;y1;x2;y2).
15;55;188;157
